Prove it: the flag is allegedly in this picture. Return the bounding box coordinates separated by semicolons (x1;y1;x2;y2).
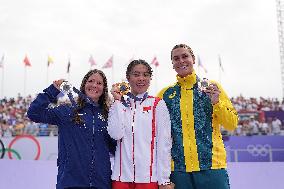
151;56;159;67
89;55;96;66
0;54;4;68
23;55;31;66
218;55;224;72
67;59;71;73
197;55;207;73
102;55;113;69
47;55;54;67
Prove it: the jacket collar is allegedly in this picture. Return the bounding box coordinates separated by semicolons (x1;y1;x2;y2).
176;70;197;89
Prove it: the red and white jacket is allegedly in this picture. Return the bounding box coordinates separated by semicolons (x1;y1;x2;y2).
107;94;172;185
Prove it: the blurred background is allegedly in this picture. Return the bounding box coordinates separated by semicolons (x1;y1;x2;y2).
1;0;284;188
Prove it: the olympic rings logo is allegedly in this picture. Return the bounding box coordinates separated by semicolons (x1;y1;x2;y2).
0;135;41;160
246;144;271;157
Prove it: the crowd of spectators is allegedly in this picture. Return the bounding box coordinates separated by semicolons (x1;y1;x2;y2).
0;94;58;137
1;94;284;137
231;95;284;111
227;95;284;136
222;116;283;136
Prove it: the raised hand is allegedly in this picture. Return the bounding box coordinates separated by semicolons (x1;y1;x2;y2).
53;79;65;90
111;83;123;101
203;83;221;105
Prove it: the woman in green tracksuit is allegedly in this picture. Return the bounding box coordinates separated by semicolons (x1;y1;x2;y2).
158;44;239;189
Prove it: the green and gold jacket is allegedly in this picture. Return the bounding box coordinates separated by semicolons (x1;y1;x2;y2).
158;71;238;172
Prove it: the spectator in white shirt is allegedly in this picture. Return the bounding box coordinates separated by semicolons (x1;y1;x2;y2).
272;117;282;135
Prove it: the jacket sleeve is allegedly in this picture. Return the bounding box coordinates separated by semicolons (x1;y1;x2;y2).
106;133;117;155
107;101;127;140
155;99;172;185
27;84;63;126
212;82;239;131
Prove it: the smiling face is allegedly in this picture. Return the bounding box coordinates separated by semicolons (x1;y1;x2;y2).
127;64;151;96
171;45;195;77
84;72;104;102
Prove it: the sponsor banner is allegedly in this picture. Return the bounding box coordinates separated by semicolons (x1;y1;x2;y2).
224;136;284;162
1;135;284;162
0;136;58;160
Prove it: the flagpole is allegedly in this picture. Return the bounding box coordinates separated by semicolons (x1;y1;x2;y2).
150;56;159;94
89;55;93;70
112;56;114;84
0;55;4;98
218;54;222;84
68;56;70;81
154;66;157;94
112;64;114;84
196;55;199;76
46;63;49;86
24;66;27;96
90;55;92;70
197;63;200;76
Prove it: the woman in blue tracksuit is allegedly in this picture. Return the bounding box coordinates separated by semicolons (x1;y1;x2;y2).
27;69;116;189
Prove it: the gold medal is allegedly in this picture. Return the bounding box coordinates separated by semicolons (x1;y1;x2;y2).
118;82;130;95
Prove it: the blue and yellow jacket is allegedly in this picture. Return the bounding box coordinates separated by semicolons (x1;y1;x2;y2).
158;71;238;172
